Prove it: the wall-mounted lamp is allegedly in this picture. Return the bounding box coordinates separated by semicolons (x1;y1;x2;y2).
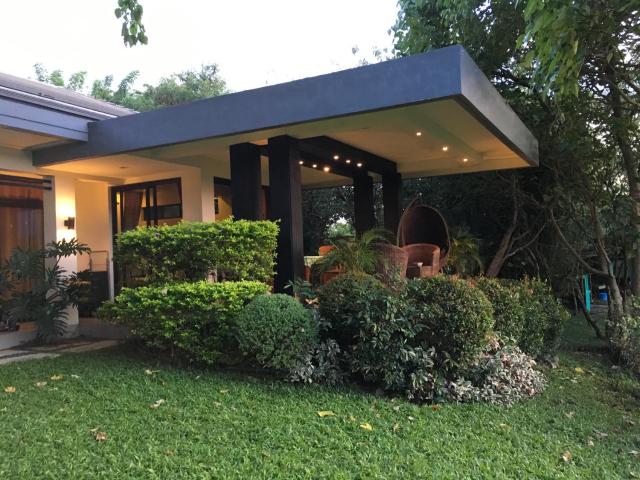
63;216;76;230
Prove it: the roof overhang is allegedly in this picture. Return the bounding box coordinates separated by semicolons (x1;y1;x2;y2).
32;45;538;185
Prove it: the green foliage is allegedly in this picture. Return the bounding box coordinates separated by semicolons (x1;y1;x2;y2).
447;336;546;405
407;276;494;372
315;229;391;277
447;227;484;277
612;297;640;375
516;278;570;357
0;239;90;341
115;0;148;47
236;294;317;372
115;219;279;285
473;277;525;343
318;273;389;347
287;339;345;386
97;281;268;364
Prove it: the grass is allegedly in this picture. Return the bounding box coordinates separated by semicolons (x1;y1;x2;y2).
1;316;639;479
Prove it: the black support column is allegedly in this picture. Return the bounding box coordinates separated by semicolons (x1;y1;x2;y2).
268;135;304;292
353;174;375;236
229;142;263;220
382;172;402;234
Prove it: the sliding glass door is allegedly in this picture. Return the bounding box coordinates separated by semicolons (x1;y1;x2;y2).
111;178;182;236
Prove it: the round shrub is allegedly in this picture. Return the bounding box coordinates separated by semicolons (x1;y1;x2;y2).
406;276;494;372
318;273;388;347
473;277;525;343
516;278;570;357
236;294;317;371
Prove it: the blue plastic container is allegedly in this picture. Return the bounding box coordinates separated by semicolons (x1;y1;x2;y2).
598;292;608;302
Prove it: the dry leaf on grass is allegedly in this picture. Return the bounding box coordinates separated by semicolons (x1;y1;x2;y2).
360;423;373;431
4;386;16;393
317;411;335;418
144;369;159;376
595;430;609;439
574;367;585;374
623;416;637;426
561;451;573;463
565;411;575;419
50;375;63;381
150;399;165;409
629;450;640;458
587;438;595;448
392;423;400;433
35;382;47;388
431;404;442;412
219;389;229;394
94;431;108;442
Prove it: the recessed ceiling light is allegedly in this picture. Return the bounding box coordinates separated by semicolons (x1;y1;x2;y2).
416;131;422;137
442;146;449;152
345;159;352;164
356;162;363;168
312;164;318;168
323;166;330;172
333;155;340;160
462;157;469;163
299;160;304;165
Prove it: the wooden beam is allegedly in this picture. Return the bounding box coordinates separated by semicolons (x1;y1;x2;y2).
354;174;375;235
229;143;264;220
268;135;304;293
382;172;402;234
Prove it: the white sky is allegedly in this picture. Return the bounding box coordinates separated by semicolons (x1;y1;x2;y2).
1;1;399;92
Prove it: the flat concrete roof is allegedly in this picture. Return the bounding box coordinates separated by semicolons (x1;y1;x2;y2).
31;45;537;181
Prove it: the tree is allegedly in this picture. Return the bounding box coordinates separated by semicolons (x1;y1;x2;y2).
33;64;228;112
393;0;635;338
115;0;147;47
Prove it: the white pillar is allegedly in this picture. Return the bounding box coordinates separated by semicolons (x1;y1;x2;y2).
44;174;79;338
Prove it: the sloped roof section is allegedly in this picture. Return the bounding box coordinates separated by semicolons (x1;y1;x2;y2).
0;72;134;120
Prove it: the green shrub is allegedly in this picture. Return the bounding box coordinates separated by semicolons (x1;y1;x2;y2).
97;281;269;364
115;219;279;285
236;294;317;372
473;277;525;343
516;278;570;356
611;297;640;374
407;276;494;372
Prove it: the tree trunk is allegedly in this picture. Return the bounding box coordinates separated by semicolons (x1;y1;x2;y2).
607;68;640;295
574;285;604;339
486;175;518;277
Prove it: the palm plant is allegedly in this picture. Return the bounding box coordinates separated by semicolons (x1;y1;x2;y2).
0;238;90;341
316;229;392;276
447;228;484;277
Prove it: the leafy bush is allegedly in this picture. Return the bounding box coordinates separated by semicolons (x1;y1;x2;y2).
473;277;525;343
0;239;90;341
611;297;640;375
98;281;268;364
288;339;345;386
516;278;570;356
446;336;546;405
115;219;278;285
317;273;389;347
236;294;318;372
406;276;494;372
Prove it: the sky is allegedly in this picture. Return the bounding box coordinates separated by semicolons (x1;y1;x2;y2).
1;1;399;93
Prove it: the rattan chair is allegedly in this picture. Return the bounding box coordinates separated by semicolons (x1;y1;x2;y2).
397;204;450;274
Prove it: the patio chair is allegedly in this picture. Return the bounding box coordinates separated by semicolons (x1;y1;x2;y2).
397;204;450;274
403;243;441;278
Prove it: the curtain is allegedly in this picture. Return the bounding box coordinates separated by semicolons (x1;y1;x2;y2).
122;190;144;231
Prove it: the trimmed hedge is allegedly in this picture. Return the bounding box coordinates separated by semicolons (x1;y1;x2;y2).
97;281;269;364
115;219;279;285
236;294;317;372
473;277;525;343
516;278;570;356
407;276;494;372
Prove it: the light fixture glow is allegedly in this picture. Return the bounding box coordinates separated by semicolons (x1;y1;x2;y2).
416;131;423;137
345;159;351;164
323;166;330;172
312;164;318;168
462;157;469;163
356;162;363;168
442;146;449;152
299;160;304;165
333;155;340;160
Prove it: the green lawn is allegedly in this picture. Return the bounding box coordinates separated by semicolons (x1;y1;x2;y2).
1;316;639;479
